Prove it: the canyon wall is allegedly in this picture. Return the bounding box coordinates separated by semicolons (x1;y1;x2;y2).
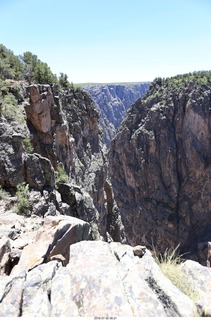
109;76;211;265
0;82;125;242
83;83;150;145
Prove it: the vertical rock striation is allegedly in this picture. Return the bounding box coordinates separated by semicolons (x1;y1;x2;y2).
109;75;211;263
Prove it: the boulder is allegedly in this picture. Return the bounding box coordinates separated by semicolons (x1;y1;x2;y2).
0;204;48;275
11;215;91;275
0;274;26;316
21;261;59;317
132;245;146;257
181;260;211;316
0;238;21;276
0;208;26;244
24;153;55;190
58;183;99;221
197;241;211;267
0;237;11;275
58;183;101;239
28;189;61;217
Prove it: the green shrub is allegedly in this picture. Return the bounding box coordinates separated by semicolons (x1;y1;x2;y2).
55;165;69;185
15;183;30;216
23;137;34;153
0;79;8;95
0;44;24;80
1;92;24;123
7;81;25;103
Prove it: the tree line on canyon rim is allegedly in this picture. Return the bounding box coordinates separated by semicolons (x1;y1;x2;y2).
0;44;74;89
1;42;211;95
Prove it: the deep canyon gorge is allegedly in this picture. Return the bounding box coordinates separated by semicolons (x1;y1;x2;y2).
0;45;211;316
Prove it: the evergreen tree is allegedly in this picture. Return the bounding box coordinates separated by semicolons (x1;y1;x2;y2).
21;51;57;84
58;72;70;89
0;44;23;80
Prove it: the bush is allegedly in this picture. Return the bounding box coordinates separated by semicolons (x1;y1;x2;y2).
15;183;30;216
23;137;34;153
55;165;69;185
2;93;17;118
0;44;24;80
1;92;24;123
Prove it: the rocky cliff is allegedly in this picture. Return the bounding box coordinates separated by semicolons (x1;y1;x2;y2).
109;73;211;266
0;81;125;242
1;49;211;317
83;83;150;145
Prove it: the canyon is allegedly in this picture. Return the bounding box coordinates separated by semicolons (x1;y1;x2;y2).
0;45;211;316
83;82;150;145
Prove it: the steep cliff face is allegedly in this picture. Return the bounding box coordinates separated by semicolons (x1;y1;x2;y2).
109;74;211;265
25;84;102;181
83;83;150;145
0;81;125;242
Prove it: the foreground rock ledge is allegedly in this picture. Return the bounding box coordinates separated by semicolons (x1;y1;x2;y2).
10;215;91;275
0;240;196;317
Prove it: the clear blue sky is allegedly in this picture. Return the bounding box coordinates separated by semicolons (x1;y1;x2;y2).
0;0;211;83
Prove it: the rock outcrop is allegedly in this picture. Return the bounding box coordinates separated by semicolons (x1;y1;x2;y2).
182;260;211;316
0;82;124;242
0;239;198;317
109;75;211;264
0;122;26;187
1;208;211;317
11;215;91;275
25;84;125;241
83;83;150;145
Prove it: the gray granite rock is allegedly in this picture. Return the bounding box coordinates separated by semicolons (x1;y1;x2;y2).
0;241;197;317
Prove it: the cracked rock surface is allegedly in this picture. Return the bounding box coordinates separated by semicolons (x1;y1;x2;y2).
0;240;196;317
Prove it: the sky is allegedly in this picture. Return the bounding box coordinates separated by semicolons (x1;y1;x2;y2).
0;0;211;83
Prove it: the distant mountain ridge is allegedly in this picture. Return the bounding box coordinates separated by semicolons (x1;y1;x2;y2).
82;82;150;145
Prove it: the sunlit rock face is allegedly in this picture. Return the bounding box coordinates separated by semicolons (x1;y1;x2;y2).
109;77;211;264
